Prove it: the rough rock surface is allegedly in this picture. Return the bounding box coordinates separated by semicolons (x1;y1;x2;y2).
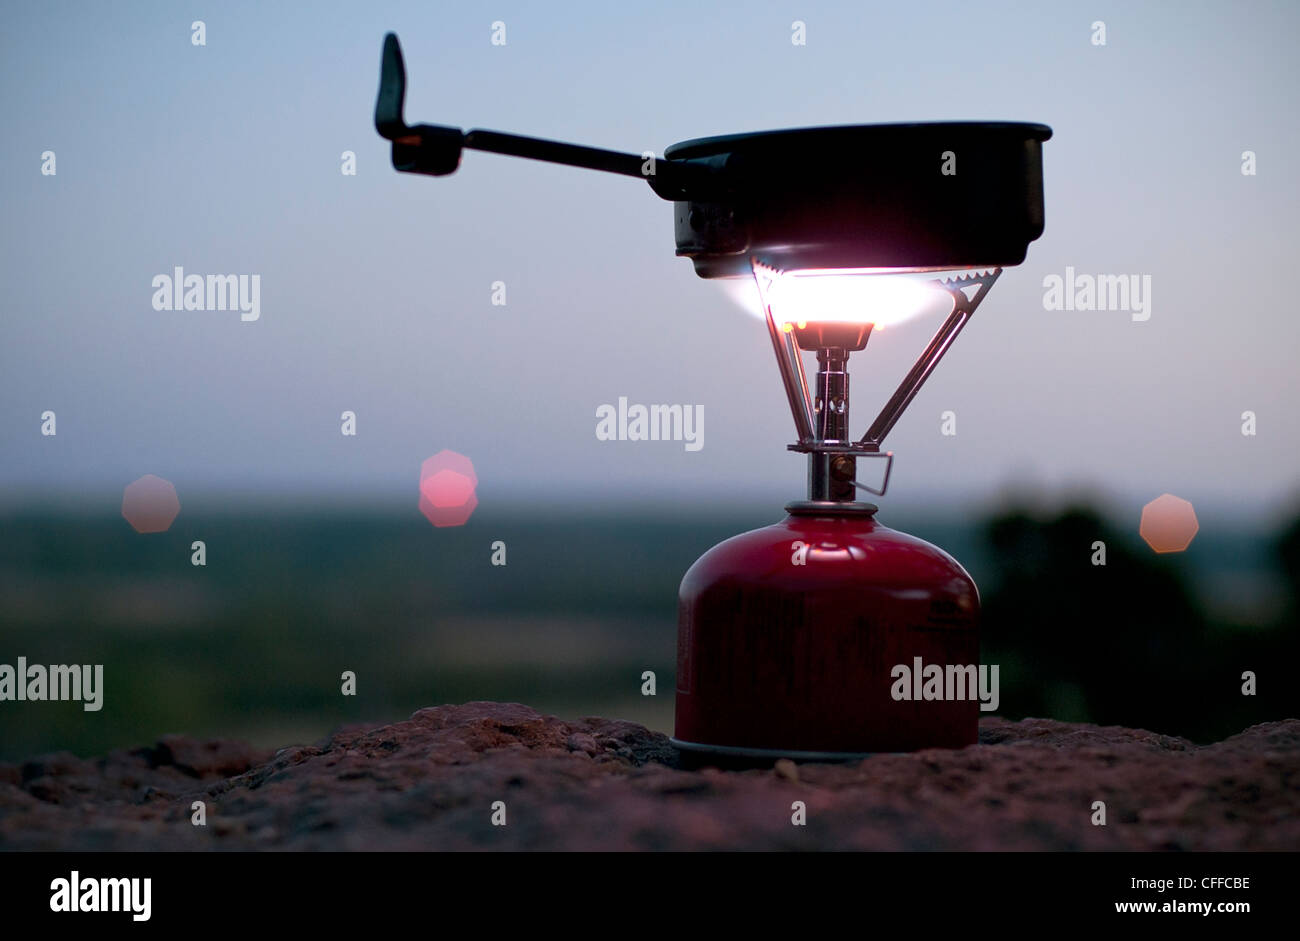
1;703;1296;850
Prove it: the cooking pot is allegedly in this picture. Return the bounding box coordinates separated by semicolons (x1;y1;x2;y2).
374;33;1051;277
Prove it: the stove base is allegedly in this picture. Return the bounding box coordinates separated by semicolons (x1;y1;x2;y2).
670;736;877;767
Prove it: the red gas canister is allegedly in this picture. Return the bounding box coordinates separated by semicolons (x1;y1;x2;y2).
673;503;980;761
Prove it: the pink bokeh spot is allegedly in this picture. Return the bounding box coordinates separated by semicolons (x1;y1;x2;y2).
121;474;180;534
421;468;476;508
418;450;478;527
1139;493;1199;554
419;490;479;528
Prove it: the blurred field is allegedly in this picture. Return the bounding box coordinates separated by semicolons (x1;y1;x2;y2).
1;500;1296;759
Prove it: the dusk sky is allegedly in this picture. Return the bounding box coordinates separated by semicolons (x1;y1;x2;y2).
2;0;1297;518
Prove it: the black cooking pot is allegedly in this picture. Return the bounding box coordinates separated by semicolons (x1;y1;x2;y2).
375;33;1051;276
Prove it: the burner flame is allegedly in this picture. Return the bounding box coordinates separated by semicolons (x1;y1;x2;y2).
724;261;986;330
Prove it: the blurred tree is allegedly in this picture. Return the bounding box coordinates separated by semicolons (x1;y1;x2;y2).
1275;513;1300;616
981;505;1215;740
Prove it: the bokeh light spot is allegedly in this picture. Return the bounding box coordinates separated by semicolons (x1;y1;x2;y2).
1139;493;1199;554
419;450;478;527
421;468;476;508
121;475;180;534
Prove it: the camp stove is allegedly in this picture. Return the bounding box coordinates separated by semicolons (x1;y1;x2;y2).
375;33;1051;760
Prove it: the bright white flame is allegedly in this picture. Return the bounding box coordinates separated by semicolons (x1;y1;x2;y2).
724;264;965;329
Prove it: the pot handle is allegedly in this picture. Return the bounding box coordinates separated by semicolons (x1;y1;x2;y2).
375;33;721;199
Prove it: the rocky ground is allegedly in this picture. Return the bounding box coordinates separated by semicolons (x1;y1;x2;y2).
1;702;1296;850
